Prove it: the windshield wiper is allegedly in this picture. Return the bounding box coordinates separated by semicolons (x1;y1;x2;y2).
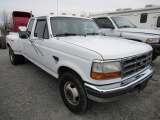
56;33;86;37
86;33;100;35
56;33;77;37
76;34;86;37
119;25;131;28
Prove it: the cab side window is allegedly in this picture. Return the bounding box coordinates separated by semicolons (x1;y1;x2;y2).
96;18;112;28
27;19;35;35
157;16;160;28
34;19;49;39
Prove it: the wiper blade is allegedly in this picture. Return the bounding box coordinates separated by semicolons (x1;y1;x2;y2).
119;25;131;28
56;33;77;37
86;33;100;35
76;34;86;37
56;33;86;37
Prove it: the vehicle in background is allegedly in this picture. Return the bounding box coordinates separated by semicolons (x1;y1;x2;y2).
0;11;33;49
90;4;160;30
92;16;160;61
10;11;33;32
6;15;154;114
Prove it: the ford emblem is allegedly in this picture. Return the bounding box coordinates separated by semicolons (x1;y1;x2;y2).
140;62;144;66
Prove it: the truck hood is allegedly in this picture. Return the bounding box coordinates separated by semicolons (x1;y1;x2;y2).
120;28;160;36
59;36;152;60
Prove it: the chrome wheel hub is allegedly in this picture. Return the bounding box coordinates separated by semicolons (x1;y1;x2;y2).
64;82;80;105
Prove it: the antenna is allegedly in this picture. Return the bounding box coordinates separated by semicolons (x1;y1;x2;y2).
56;0;59;39
57;0;58;16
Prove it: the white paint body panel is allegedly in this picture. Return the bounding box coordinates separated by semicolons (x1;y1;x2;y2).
6;16;152;86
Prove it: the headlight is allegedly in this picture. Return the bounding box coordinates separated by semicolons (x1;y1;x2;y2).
91;60;121;80
146;38;159;43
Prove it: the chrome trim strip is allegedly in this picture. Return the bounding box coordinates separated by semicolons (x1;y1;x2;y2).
122;51;152;78
93;59;122;63
85;66;154;93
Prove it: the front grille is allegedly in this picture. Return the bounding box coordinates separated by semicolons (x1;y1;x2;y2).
122;51;152;78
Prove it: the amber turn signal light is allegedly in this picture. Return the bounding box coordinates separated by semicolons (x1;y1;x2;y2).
91;71;121;80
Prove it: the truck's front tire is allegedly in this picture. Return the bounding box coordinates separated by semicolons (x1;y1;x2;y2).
59;71;89;114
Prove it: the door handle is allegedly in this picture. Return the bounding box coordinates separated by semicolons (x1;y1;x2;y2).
53;56;59;62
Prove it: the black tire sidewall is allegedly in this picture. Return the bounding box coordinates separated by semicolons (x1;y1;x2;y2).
9;47;14;64
59;72;88;114
9;47;18;65
9;47;26;64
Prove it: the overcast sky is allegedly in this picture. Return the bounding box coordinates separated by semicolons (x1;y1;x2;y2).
0;0;160;17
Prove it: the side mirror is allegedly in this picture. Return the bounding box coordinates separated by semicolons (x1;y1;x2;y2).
103;23;115;29
19;26;27;32
19;26;28;39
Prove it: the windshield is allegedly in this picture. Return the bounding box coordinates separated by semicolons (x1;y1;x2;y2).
50;17;102;37
111;17;136;28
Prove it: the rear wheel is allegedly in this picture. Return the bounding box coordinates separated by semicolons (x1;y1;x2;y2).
9;47;19;65
9;47;25;65
59;71;90;114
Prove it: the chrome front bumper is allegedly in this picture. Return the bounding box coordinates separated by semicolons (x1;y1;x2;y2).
84;65;155;102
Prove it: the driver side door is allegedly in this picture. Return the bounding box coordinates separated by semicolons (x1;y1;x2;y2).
26;17;50;69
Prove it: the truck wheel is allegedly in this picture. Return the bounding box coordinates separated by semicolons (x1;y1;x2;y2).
152;55;157;61
59;71;90;114
1;36;7;49
9;47;20;65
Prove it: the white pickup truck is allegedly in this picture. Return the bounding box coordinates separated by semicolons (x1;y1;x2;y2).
92;16;160;61
6;15;154;114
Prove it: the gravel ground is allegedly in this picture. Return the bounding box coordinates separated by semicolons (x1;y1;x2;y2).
0;48;160;120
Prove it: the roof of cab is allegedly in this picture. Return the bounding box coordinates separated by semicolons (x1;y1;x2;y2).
31;15;91;20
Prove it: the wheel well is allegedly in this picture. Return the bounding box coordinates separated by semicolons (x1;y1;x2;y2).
58;66;81;79
7;43;11;48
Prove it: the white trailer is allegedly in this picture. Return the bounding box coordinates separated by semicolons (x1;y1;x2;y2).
90;5;160;30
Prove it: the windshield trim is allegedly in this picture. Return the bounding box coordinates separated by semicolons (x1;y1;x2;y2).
50;17;102;37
